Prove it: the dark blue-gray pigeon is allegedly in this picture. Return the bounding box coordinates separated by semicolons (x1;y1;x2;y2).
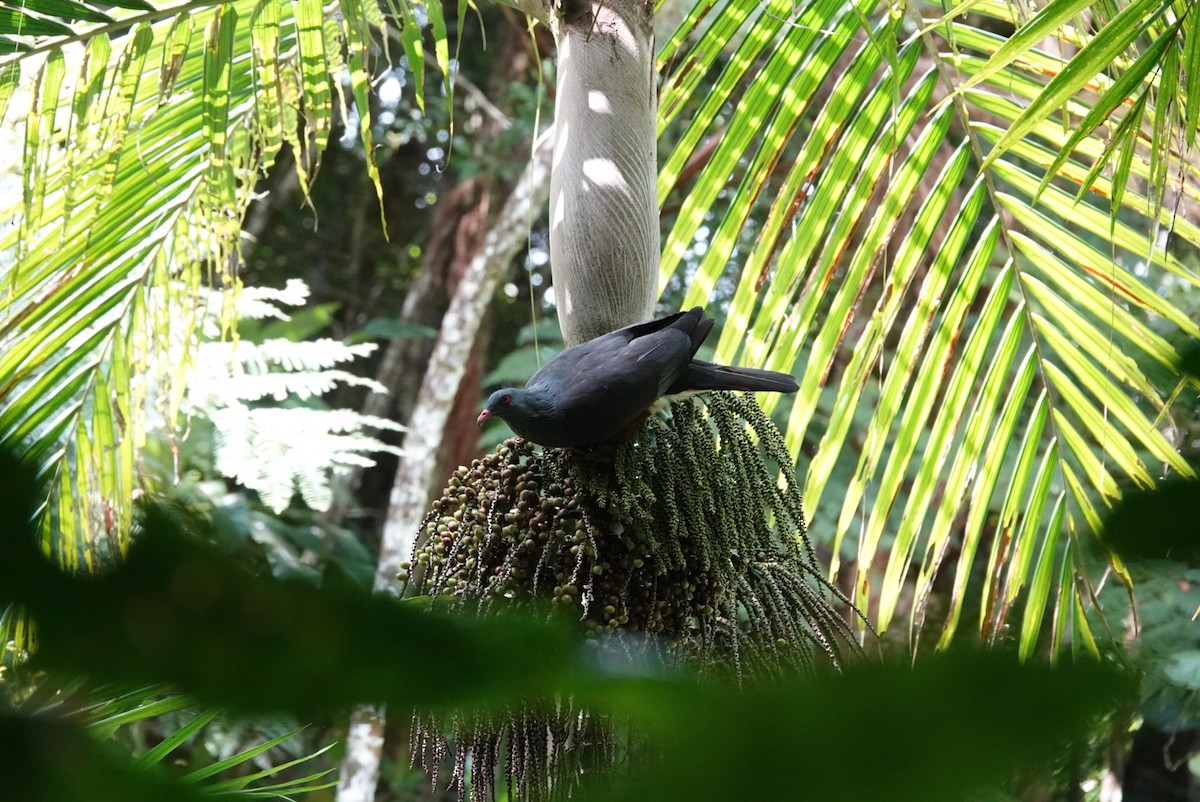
477;307;798;448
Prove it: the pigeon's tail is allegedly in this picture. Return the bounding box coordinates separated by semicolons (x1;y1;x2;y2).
674;361;799;394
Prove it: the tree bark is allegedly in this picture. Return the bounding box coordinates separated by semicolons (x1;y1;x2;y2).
372;135;551;592
325;178;491;527
335;134;553;802
547;0;658;345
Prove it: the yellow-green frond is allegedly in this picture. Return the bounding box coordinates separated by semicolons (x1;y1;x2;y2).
658;0;1200;655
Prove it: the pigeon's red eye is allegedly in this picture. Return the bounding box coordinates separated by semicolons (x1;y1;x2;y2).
500;394;512;406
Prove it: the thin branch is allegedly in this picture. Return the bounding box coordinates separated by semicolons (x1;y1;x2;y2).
335;131;553;802
457;72;513;130
374;130;552;592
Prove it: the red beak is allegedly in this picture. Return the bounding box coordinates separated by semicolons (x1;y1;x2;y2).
476;409;491;427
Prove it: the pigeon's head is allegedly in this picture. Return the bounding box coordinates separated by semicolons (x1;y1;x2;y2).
477;388;528;430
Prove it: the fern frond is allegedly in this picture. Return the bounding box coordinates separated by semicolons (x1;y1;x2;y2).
209;404;403;513
185;280;403;513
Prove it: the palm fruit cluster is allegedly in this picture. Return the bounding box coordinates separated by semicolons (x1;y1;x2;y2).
400;392;858;800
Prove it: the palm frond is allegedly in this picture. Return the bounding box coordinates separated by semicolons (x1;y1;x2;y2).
20;681;335;797
0;0;442;663
658;0;1200;653
0;0;431;572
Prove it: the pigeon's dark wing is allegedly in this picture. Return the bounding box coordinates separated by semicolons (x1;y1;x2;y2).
499;306;796;447
614;307;707;349
525;308;702;390
524;309;704;444
652;308;797;395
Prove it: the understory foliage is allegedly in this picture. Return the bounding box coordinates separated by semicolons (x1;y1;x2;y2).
402;392;858;800
0;447;1133;802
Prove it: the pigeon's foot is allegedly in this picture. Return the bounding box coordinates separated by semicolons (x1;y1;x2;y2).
561;410;655;463
563;442;620;463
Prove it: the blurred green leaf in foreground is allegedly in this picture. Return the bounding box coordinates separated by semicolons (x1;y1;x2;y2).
0;447;1134;801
